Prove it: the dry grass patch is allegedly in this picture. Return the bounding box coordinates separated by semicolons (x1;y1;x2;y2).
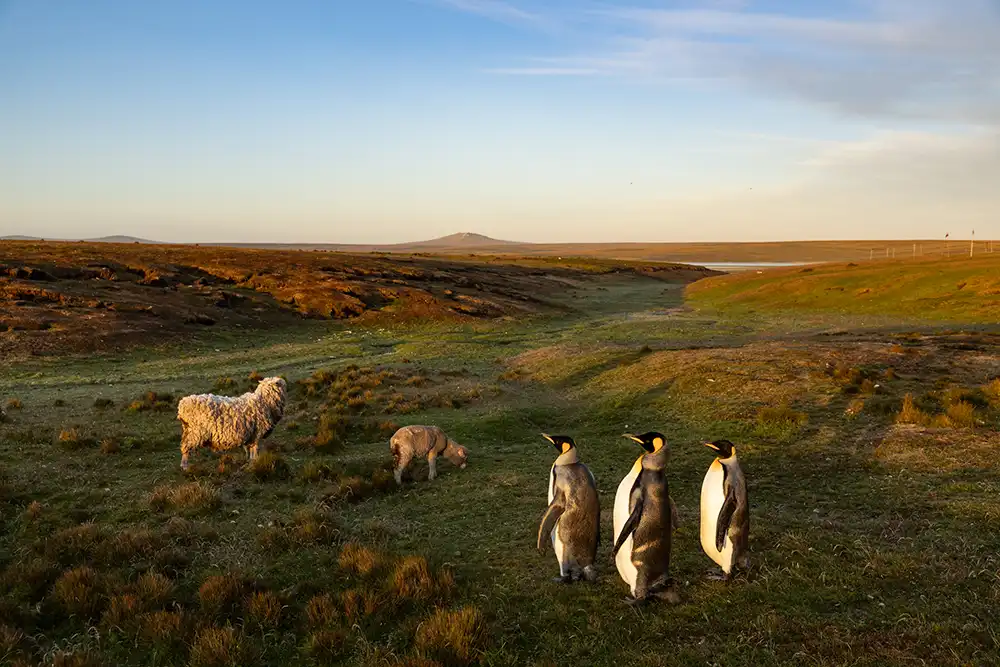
45;522;103;565
303;628;350;662
133;571;173;609
248;451;290;481
875;426;1000;471
56;427;94;450
198;573;247;618
52;566;104;619
339;542;388;577
138;609;186;647
300;460;333;483
414;606;488;666
755;403;808;440
246;591;284;630
149;481;219;514
388;556;438;602
259;507;340;551
23;500;43;522
5;398;22;410
101;593;142;631
189;626;251;667
48;650;103;667
305;593;339;629
99;437;120;454
93;398;113;410
125;390;175;413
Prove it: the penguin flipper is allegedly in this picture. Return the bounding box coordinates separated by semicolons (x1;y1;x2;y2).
537;500;566;552
715;486;738;552
611;493;644;559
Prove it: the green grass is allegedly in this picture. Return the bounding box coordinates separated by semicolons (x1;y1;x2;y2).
687;254;1000;323
2;272;1000;666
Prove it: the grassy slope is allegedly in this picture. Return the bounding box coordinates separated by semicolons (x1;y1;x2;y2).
687;254;1000;323
2;273;1000;666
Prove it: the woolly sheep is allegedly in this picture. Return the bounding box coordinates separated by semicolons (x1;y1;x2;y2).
177;377;287;470
390;425;468;484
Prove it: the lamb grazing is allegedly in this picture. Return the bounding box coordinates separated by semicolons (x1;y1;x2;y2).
177;377;287;470
390;425;468;484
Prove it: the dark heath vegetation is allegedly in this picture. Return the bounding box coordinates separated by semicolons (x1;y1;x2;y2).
1;244;999;666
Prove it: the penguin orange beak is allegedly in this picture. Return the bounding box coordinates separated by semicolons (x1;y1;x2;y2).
622;433;642;443
541;433;555;444
704;441;721;451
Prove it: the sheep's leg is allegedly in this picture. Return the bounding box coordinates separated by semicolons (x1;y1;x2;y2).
394;449;413;485
249;442;259;461
428;452;438;481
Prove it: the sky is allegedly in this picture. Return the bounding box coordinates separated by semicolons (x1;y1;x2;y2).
1;0;998;244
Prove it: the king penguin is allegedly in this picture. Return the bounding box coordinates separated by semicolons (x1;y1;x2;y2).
612;432;681;604
537;434;600;583
700;438;749;580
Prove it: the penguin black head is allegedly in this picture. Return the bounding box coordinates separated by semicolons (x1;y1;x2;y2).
542;433;575;454
623;431;666;453
705;439;736;458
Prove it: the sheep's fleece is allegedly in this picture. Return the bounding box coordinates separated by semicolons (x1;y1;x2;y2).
177;377;287;469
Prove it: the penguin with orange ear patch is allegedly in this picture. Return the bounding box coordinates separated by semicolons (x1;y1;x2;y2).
612;432;681;604
700;438;749;580
537;434;600;583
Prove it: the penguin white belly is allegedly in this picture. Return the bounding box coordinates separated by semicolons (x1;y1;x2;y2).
700;461;734;571
549;466;567;574
613;458;642;593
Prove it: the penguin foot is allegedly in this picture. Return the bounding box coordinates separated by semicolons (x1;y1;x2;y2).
624;596;648;607
704;569;730;581
582;566;598;583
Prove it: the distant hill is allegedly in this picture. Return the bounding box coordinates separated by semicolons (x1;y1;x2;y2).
1;235;162;244
398;232;522;248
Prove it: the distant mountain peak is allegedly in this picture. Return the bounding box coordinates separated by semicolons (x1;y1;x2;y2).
408;232;518;247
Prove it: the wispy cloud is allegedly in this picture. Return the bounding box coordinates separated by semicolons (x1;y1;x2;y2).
435;0;540;25
485;0;1000;123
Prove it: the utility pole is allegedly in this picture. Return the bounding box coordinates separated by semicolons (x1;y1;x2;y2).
970;230;975;257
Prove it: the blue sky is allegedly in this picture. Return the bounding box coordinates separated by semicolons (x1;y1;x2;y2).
1;0;998;243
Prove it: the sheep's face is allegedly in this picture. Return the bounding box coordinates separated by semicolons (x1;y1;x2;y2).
454;445;469;469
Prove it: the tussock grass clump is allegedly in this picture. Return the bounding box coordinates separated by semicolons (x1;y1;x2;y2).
125;390;174;412
5;398;22;410
0;624;28;662
213;376;236;392
134;571;174;609
46;522;104;565
24;500;43;522
246;591;283;630
984;378;1000;405
101;593;142;630
945;401;977;427
54;398;66;407
259;507;340;551
896;394;929;425
305;593;339;629
57;427;94;450
49;650;103;667
199;573;247;618
342;588;394;621
300;460;333;483
338;542;387;577
754;404;808;439
189;626;251;667
414;606;488;666
248;451;290;481
303;628;350;662
93;397;114;410
137;610;187;651
315;411;349;451
52;566;104;618
149;481;219;514
388;556;437;602
248;370;264;382
99;437;120;454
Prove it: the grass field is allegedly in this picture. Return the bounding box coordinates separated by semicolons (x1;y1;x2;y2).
2;252;1000;666
688;254;1000;323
